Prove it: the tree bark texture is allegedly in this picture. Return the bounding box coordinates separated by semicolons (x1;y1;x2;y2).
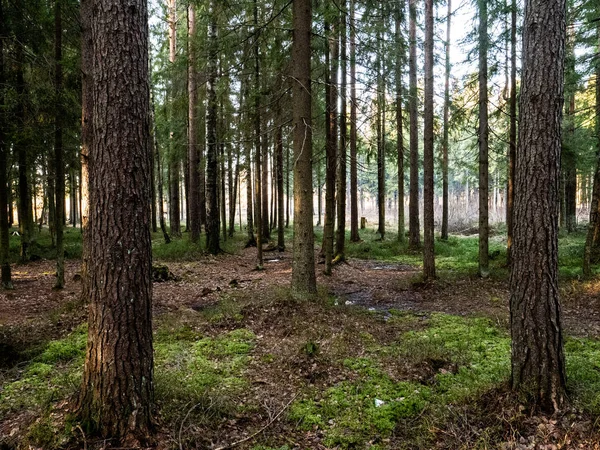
54;0;65;288
0;0;12;288
335;0;347;260
291;0;316;297
349;0;359;243
441;0;451;241
423;0;435;280
408;0;420;250
188;4;201;243
323;19;337;275
78;0;154;442
206;4;220;255
510;0;567;413
478;0;489;278
377;8;386;241
276;118;285;251
396;1;405;243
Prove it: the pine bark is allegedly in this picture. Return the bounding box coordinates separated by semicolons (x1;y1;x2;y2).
77;0;154;442
188;4;201;243
377;6;386;241
167;0;180;238
510;0;567;413
349;0;359;243
396;1;405;243
253;0;263;267
291;0;317;297
335;0;347;260
0;0;12;288
54;0;65;288
408;0;420;250
206;3;220;255
478;0;489;278
423;0;435;280
441;0;451;241
276;111;285;251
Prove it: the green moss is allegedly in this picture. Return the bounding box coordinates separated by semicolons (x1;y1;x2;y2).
565;337;600;413
154;327;256;424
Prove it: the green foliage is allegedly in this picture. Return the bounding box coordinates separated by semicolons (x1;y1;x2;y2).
154;327;256;425
565;337;600;413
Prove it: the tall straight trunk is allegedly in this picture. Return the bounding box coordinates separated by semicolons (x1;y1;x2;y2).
423;0;435;280
510;0;566;412
188;4;201;243
54;0;65;288
395;0;405;243
154;115;170;244
564;24;577;233
507;0;517;265
324;20;338;275
261;115;270;240
583;20;600;277
335;0;347;259
167;0;181;238
220;140;227;242
441;0;451;241
15;12;31;262
0;0;12;288
408;0;420;250
291;0;316;297
478;0;489;278
276;110;285;250
206;3;220;254
80;0;93;300
253;0;263;267
350;0;359;242
77;0;154;442
228;113;237;237
377;7;386;241
285;141;290;228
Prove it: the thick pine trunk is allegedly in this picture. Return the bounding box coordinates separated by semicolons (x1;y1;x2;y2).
478;0;489;278
291;0;316;297
423;0;435;280
323;19;338;275
276;116;285;251
206;3;220;255
188;4;201;243
408;0;420;250
54;0;65;288
395;2;405;243
510;0;567;413
349;0;359;243
77;0;154;443
0;0;12;288
441;0;451;241
377;8;386;241
335;1;347;259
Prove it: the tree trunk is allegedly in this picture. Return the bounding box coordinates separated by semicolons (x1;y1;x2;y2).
54;0;65;288
510;0;567;413
77;0;154;443
0;0;12;288
423;0;435;280
253;0;263;267
324;19;338;276
564;24;577;234
188;4;201;243
506;0;517;266
276;110;285;251
396;0;405;244
15;7;31;262
408;0;420;250
478;0;489;278
335;0;347;260
291;0;316;297
206;3;220;255
441;0;451;241
377;6;386;241
350;0;359;243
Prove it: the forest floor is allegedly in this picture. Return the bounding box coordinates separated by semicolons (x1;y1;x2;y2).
2;232;600;449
